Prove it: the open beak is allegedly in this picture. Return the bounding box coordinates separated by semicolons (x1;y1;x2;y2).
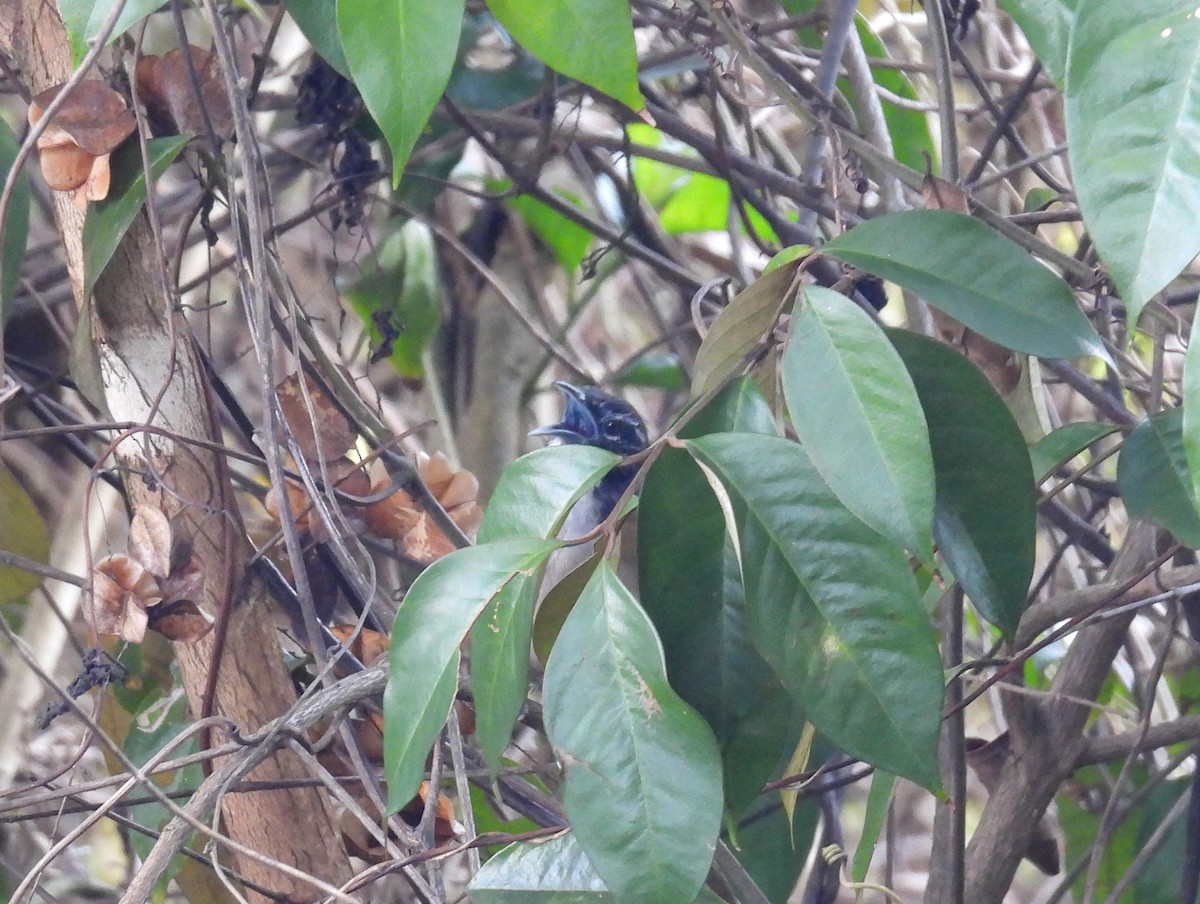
529;381;598;443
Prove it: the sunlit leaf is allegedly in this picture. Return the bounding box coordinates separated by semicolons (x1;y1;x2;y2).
782;286;935;561
687;433;943;791
822;210;1108;361
544;563;723;904
1066;1;1200;321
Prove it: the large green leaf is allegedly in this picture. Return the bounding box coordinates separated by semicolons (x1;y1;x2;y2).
383;538;558;811
0;118;29;320
1119;408;1200;548
543;564;724;904
342;219;441;379
687;433;943;791
889;331;1036;638
0;464;49;605
486;0;644;112
782;286;934;561
639;380;786;812
337;0;465;184
1066;1;1200;322
997;0;1077;85
57;0;163;65
83;136;189;300
691;261;800;399
470;445;619;772
822;210;1107;361
285;0;351;76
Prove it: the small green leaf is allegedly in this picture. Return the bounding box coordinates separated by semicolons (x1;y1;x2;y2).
687;433;943;791
0;464;49;605
342;219;441;379
997;0;1077;85
544;564;724;904
616;353;686;391
660;173;730;234
58;0;164;65
486;0;644;112
1120;408;1200;548
822;210;1108;361
1024;187;1061;214
852;16;935;173
691;261;800;399
337;0;466;184
782;286;935;561
0;118;29;320
1029;421;1118;482
384;538;559;811
469;834;610;901
889;330;1036;638
83;136;189;300
285;0;351;76
1066;1;1200;321
470;445;619;771
508;192;594;272
852;771;897;881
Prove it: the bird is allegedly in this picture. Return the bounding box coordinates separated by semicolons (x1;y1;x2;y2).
529;382;649;592
529;381;649;537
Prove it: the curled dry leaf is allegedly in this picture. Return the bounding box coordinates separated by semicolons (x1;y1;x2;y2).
28;81;135;208
135;45;234;140
147;598;213;642
275;372;357;462
264;454;371;538
86;554;162;643
128;506;173;577
365;452;482;564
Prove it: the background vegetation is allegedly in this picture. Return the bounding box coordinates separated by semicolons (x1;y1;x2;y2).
2;1;1200;903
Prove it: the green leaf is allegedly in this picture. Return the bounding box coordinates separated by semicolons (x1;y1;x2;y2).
0;464;49;605
660;173;730;234
616;353;686;391
384;538;559;811
544;564;724;904
735;803;817;904
1119;408;1200;548
0;118;29;320
852;771;897;881
997;0;1077;85
285;0;351;77
852;16;935;172
486;0;644;112
508;192;594;272
337;0;466;184
470;445;619;772
1029;421;1118;482
83;136;189;300
822;210;1108;361
57;0;164;66
889;330;1036;638
691;261;800;399
1066;1;1200;321
782;286;935;561
469;834;610;902
342;219;441;379
687;433;943;791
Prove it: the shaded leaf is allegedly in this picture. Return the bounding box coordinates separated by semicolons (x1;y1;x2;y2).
1119;408;1200;548
853;771;897;881
544;564;723;904
822;210;1108;361
782;286;934;560
0;464;49;605
997;0;1077;85
337;0;466;184
285;0;352;76
687;433;943;791
82;136;189;299
508;192;594;272
1029;421;1118;482
383;538;559;810
852;16;935;172
1066;1;1200;320
486;0;644;112
889;330;1036;638
691;261;800;399
58;0;164;66
0;118;30;319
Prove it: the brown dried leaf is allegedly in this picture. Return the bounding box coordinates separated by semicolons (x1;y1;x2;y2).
365;452;482;564
327;625;391;666
129;506;173;577
36;142;94;191
921;172;969;213
28;81;135;156
147;598;214;642
275;372;356;461
86;554;162;643
135;45;234;140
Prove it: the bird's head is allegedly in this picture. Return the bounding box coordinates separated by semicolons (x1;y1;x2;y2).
530;382;648;458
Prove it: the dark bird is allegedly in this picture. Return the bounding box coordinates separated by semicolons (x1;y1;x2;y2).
530;381;649;531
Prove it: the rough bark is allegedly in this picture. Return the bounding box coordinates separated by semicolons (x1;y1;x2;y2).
1;4;350;900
